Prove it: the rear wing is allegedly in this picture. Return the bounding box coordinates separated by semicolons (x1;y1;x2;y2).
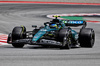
52;15;87;28
63;20;87;28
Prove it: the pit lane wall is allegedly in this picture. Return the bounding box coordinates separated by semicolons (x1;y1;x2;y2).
0;0;100;3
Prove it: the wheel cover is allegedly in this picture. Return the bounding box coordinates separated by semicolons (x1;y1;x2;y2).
63;35;71;48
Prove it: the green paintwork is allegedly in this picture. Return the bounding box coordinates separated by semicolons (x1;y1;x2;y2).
32;17;79;42
60;16;84;20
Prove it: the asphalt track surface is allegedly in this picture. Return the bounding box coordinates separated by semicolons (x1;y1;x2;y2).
0;4;100;66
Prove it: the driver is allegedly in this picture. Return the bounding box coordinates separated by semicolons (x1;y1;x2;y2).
50;24;58;29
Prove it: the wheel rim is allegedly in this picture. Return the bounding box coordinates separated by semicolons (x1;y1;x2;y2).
63;36;67;46
63;35;71;49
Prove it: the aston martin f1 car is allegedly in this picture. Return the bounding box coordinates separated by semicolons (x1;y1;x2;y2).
7;16;95;49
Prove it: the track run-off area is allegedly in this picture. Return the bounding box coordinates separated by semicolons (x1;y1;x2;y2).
0;1;100;66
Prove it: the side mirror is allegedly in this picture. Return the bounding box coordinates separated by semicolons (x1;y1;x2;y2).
44;22;50;26
32;25;37;28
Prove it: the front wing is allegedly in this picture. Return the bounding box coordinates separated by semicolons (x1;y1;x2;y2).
10;39;62;46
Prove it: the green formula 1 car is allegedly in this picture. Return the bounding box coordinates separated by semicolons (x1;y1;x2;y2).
7;16;95;49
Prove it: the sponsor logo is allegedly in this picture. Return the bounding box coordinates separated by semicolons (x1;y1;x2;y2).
63;20;83;24
40;39;61;44
75;34;78;39
40;29;47;31
69;21;83;24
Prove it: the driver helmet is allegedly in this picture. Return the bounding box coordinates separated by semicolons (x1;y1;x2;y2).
50;24;58;28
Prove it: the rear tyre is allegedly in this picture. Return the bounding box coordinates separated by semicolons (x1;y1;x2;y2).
79;28;95;48
12;26;26;48
58;28;72;49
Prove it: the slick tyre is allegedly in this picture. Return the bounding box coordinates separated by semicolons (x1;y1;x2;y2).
58;28;72;49
79;28;95;48
12;26;26;48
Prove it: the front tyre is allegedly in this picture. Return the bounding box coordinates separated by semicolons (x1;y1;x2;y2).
79;28;95;48
12;26;26;48
58;28;72;49
12;43;25;48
